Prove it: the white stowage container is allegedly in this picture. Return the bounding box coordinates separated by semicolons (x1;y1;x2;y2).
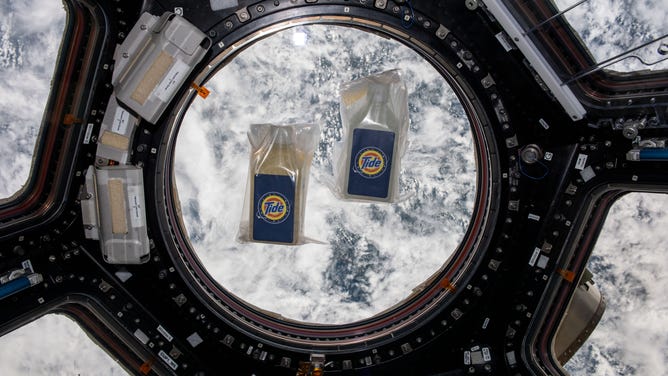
81;165;150;264
112;12;210;124
96;96;139;164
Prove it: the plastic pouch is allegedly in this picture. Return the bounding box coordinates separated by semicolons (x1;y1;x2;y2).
238;123;320;245
336;69;409;202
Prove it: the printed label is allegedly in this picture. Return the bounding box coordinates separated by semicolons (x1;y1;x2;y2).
354;147;388;178
84;123;94;144
482;347;491;362
575;153;588;170
153;59;189;103
347;128;395;198
257;192;290;224
126;185;144;228
528;213;541;221
157;325;173;342
539;118;550;130
113;106;130;134
253;174;295;243
158;350;178;370
529;247;541;266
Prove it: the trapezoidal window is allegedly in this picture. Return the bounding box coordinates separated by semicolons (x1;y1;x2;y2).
0;1;66;199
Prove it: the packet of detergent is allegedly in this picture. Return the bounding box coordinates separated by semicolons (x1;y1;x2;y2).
337;69;409;202
239;123;319;245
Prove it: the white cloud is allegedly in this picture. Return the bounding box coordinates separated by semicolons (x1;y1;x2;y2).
0;0;66;198
565;193;668;375
553;0;667;71
0;314;126;376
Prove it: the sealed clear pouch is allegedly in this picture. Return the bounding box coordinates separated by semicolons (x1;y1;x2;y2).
238;123;320;245
336;69;409;202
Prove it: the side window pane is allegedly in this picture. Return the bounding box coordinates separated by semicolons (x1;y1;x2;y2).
0;1;66;198
0;314;127;375
553;0;667;72
565;193;668;375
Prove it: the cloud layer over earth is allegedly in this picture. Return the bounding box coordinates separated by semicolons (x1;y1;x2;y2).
0;0;65;198
0;1;666;375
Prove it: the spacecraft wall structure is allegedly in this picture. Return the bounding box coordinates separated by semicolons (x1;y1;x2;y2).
0;1;666;376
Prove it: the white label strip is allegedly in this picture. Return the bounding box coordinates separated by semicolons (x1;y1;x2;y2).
464;351;471;365
158;350;178;370
482;347;491;362
157;325;173;342
529;247;541;266
528;213;541;221
153;59;189;103
83;123;94;144
539;118;550;130
112;106;130;134
575;154;588;170
127;185;145;228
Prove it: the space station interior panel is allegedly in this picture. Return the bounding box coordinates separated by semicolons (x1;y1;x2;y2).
96;96;139;164
112;12;211;124
553;270;606;364
336;69;409;202
81;165;150;264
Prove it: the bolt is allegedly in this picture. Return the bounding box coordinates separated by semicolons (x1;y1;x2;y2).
622;124;638;139
465;0;479;10
521;145;543;164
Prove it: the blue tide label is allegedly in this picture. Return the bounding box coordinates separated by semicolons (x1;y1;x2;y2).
253;174;295;243
347;128;395;198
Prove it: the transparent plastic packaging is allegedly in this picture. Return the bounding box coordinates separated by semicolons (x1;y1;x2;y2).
112;12;211;124
81;165;150;264
238;124;320;245
336;69;409;202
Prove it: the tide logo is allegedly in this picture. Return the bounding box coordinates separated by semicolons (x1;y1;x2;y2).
354;147;387;178
257;192;290;224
